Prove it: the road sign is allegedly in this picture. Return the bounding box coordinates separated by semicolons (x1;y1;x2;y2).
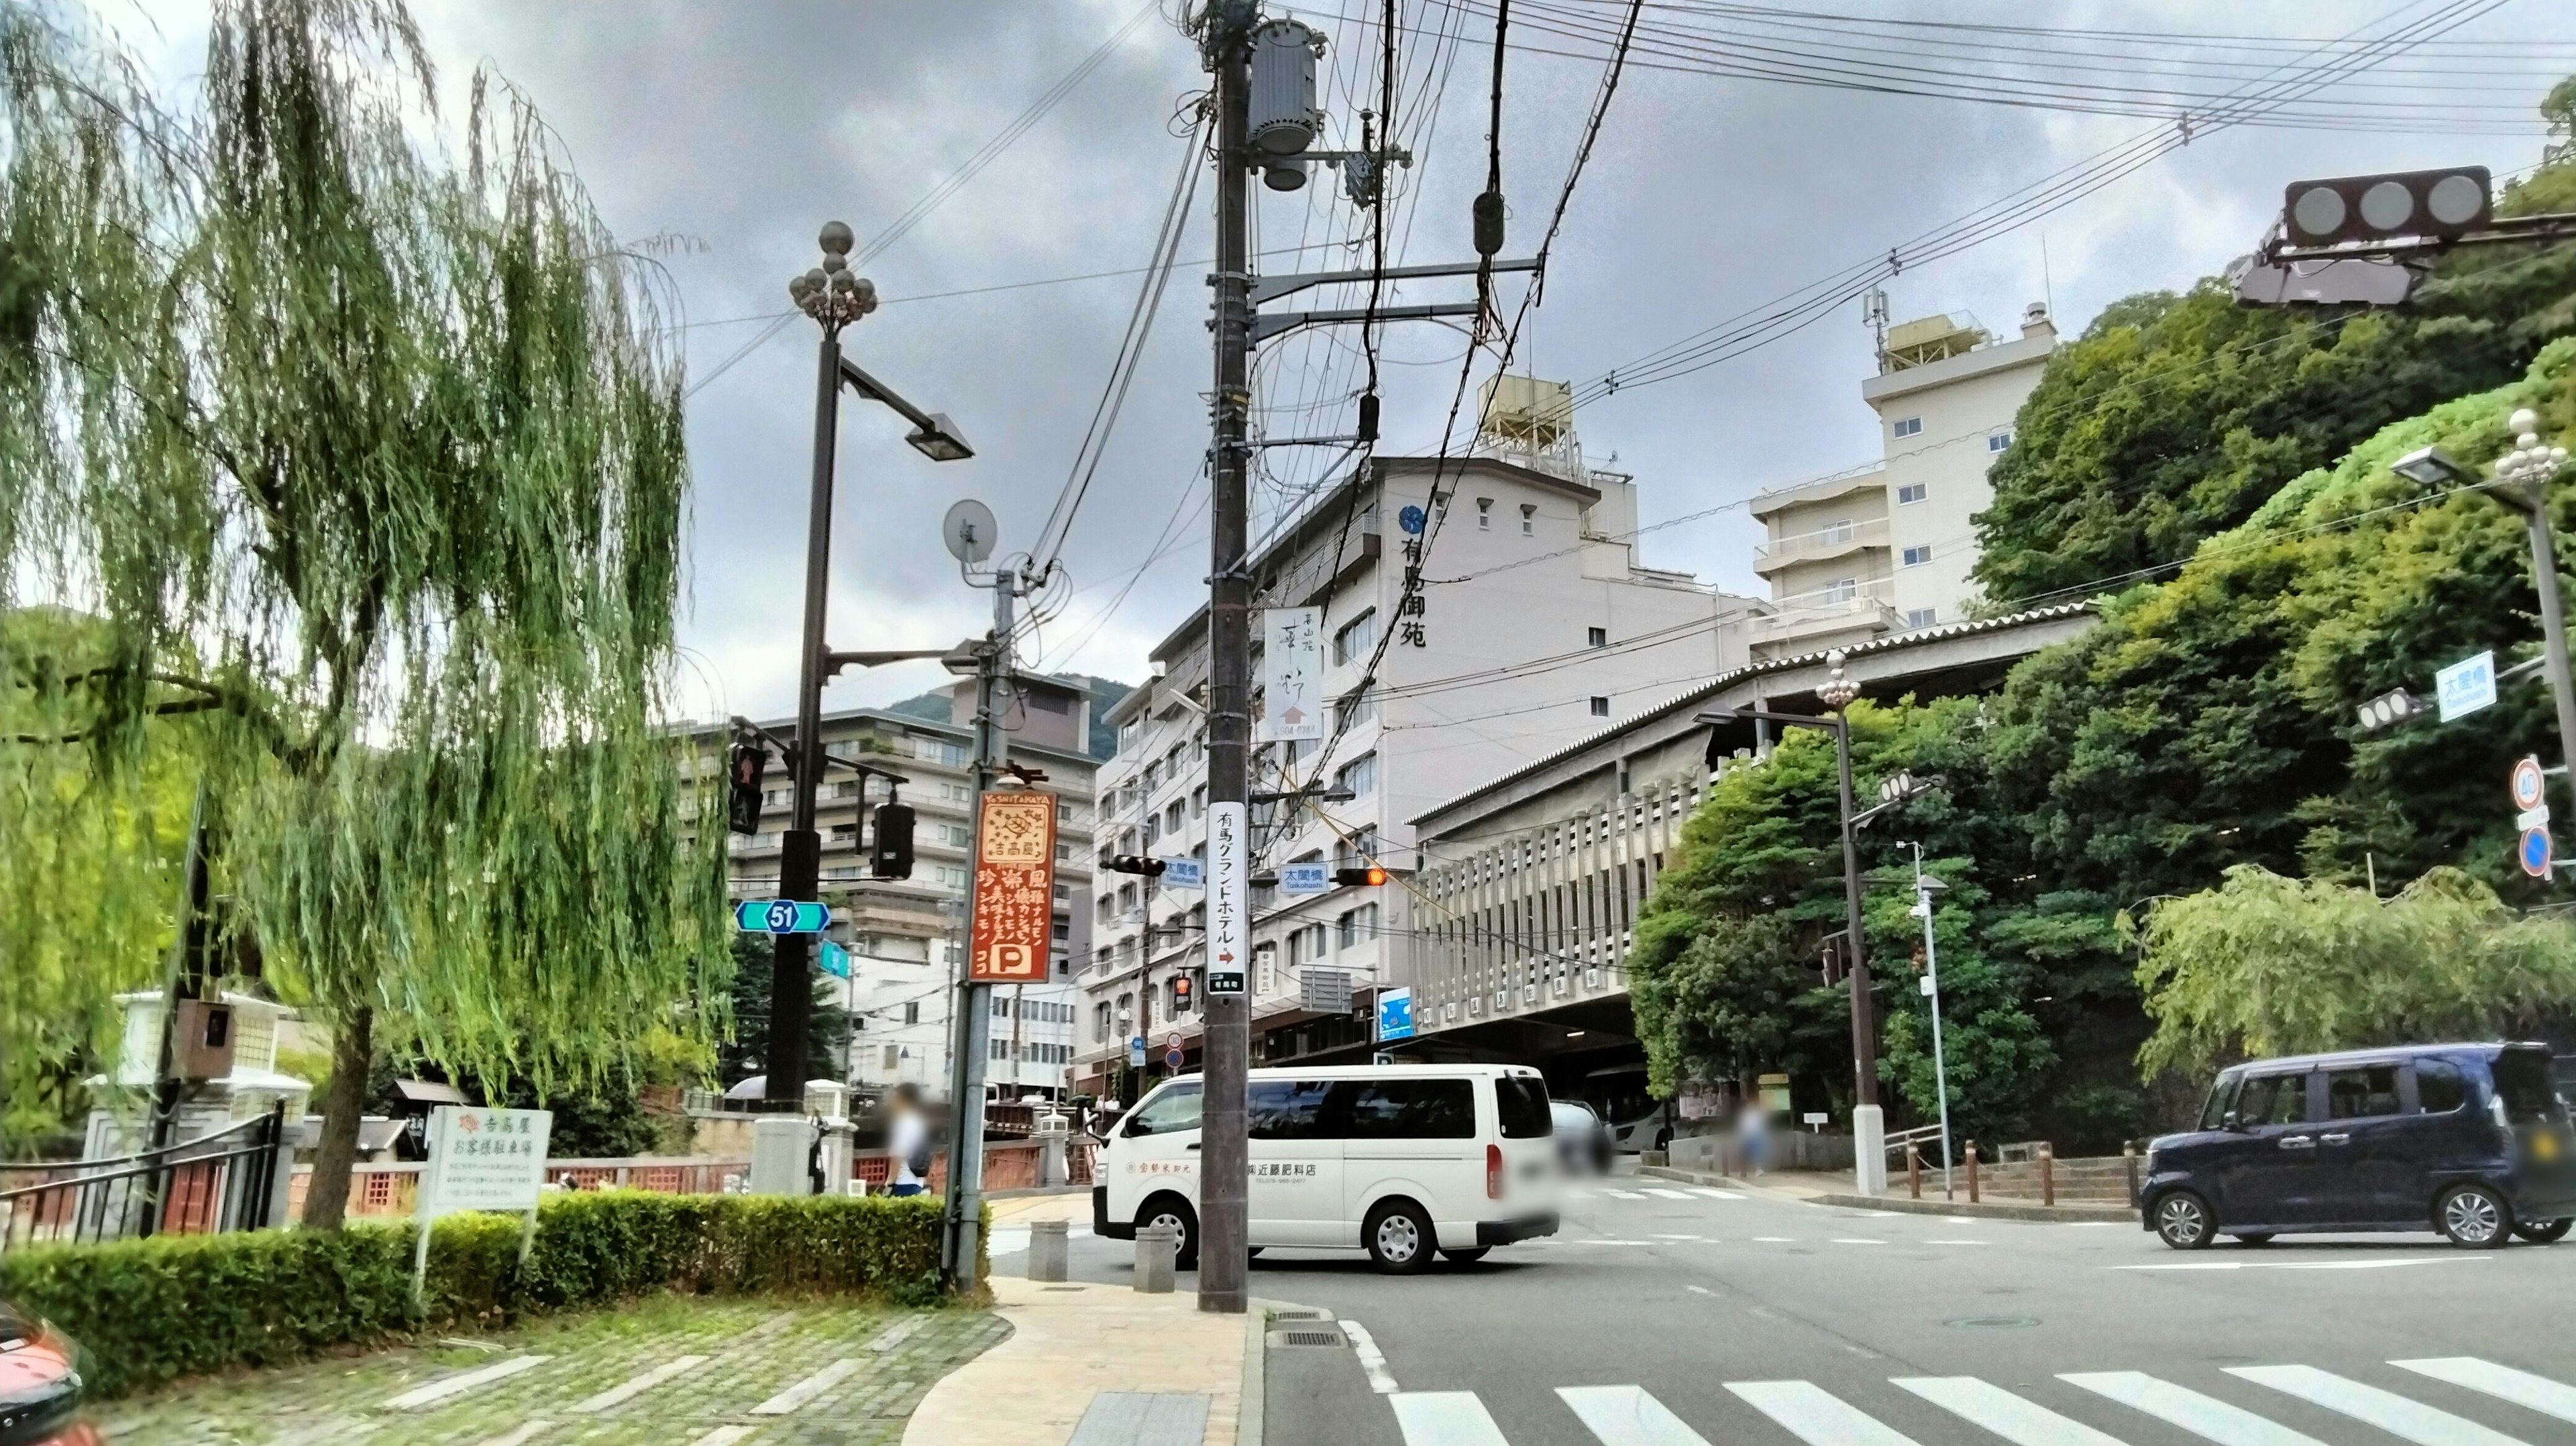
421;1106;552;1214
1207;803;1248;995
2522;826;2554;879
1803;1112;1829;1127
1279;862;1330;895
1301;967;1352;1014
2520;805;2553;832
1128;1035;1147;1068
1258;608;1324;742
1376;987;1414;1042
2513;755;2548;812
818;940;851;979
967;791;1057;983
2438;651;2498;721
736;899;830;934
1160;856;1204;888
1165;1034;1185;1069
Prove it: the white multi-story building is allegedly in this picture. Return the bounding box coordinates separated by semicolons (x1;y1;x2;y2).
1073;393;1759;1100
1749;302;2057;657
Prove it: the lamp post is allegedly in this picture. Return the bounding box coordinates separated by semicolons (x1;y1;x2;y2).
765;222;975;1114
1904;844;1955;1199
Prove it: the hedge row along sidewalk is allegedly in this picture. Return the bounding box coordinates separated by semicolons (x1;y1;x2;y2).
0;1190;981;1400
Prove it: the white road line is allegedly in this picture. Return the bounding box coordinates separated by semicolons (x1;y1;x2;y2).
1896;1376;2129;1446
2393;1358;2576;1426
690;1429;755;1446
865;1316;927;1353
1831;1239;1887;1246
1564;1188;1596;1200
1391;1391;1509;1445
1642;1188;1694;1200
751;1357;864;1414
2063;1222;2118;1228
2117;1258;2486;1273
1849;1210;1903;1218
1690;1188;1746;1199
569;1355;708;1414
1652;1233;1705;1239
2063;1371;2328;1446
1927;1239;1989;1245
1342;1319;1400;1394
473;1424;555;1446
1755;1235;1798;1243
2229;1365;2533;1446
1728;1380;1925;1446
1605;1189;1648;1199
1686;1285;1715;1295
1560;1384;1715;1445
382;1355;551;1411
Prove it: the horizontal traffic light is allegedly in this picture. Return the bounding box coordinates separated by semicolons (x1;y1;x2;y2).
1333;865;1387;886
2282;167;2489;248
1103;854;1167;877
2356;687;2427;733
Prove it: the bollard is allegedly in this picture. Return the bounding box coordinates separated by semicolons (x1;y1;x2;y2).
2040;1142;2055;1207
2123;1140;2141;1208
1028;1219;1069;1282
1908;1144;1922;1199
1134;1222;1177;1294
1965;1140;1980;1204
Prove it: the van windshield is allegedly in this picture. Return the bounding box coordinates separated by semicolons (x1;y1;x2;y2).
2492;1048;2567;1125
1496;1078;1552;1138
1124;1082;1203;1137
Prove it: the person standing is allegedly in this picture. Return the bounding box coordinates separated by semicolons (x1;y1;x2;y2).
886;1083;932;1197
1735;1096;1770;1178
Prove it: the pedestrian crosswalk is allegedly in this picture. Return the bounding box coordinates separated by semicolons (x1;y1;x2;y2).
1564;1185;1744;1202
1381;1358;2573;1446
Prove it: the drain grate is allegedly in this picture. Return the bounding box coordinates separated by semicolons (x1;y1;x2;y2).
1271;1329;1348;1348
1270;1309;1326;1321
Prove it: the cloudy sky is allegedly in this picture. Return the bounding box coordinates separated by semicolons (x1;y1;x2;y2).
118;0;2576;722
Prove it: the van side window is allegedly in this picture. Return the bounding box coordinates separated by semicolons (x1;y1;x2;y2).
1341;1079;1474;1139
2324;1064;2401;1120
2492;1048;2564;1125
1124;1082;1203;1137
2239;1072;2310;1126
1495;1078;1552;1138
2198;1072;2242;1130
2413;1058;2467;1113
1248;1080;1336;1140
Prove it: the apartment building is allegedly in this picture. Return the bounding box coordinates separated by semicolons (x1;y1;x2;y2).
1071;388;1760;1101
1749;302;2057;659
678;670;1099;1101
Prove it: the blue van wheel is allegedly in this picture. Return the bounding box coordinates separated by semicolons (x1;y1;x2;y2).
2512;1217;2571;1244
2153;1191;2214;1250
2436;1184;2512;1248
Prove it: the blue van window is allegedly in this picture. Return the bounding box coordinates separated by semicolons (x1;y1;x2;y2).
2198;1072;2242;1131
2324;1065;2401;1120
2493;1048;2565;1125
2240;1072;2310;1125
2414;1059;2467;1113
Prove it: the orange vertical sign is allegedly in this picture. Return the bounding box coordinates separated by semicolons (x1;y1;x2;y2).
967;790;1058;983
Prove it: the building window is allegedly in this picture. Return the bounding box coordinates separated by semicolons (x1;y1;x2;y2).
1334;609;1379;665
1823;577;1858;605
883;1044;900;1070
1906;607;1938;628
1821;518;1854;545
1896;482;1927;505
1191;785;1206;817
1335;752;1378;799
943;823;972;847
1902;545;1933;567
1988;429;2014;453
1520;503;1536;536
1338;902;1379;948
1476;497;1493;530
904;1001;920;1025
1336;690;1375;731
1893;416;1922;438
1587;626;1607;648
1589;696;1610;718
1030;689;1071;714
1164;799;1185;832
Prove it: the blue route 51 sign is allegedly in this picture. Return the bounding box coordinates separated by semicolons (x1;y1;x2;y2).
735;899;830;934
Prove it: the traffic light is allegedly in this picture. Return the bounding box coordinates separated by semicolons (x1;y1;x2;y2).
2281;166;2490;249
1332;865;1388;886
726;740;767;836
2356;687;2428;733
871;801;915;879
1103;854;1167;877
1173;973;1193;1011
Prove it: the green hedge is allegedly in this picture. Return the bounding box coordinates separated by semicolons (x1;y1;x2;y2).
0;1191;955;1400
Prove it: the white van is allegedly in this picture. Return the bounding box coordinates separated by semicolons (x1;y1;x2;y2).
1093;1064;1560;1273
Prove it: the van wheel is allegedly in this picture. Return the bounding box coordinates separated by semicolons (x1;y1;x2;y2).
1364;1200;1438;1274
2437;1184;2512;1248
1138;1194;1199;1270
2152;1190;2214;1250
1441;1247;1491;1266
2512;1217;2570;1244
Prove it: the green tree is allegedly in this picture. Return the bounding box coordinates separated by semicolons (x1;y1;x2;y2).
0;1;724;1221
718;933;852;1089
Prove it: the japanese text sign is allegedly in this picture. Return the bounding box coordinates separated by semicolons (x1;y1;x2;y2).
1258;608;1324;742
1206;801;1248;995
421;1106;551;1216
968;791;1059;983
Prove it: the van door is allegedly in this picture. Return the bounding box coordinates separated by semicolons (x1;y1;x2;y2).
2317;1062;2410;1223
1248;1078;1344;1247
2210;1068;2321;1227
1114;1080;1203;1229
1493;1074;1561;1221
1338;1078;1480;1239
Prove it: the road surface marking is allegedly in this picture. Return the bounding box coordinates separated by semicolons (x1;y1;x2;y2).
473;1425;555;1446
1849;1210;1903;1218
2392;1359;2576;1425
690;1429;755;1446
2063;1222;2118;1228
2118;1258;2485;1273
1692;1188;1746;1199
1728;1380;1925;1446
865;1316;928;1352
1560;1384;1714;1445
1342;1319;1399;1394
1686;1284;1715;1295
751;1357;864;1414
1653;1232;1705;1239
1895;1376;2129;1446
2229;1366;2532;1446
383;1356;551;1410
1605;1189;1648;1199
1831;1238;1887;1245
1927;1239;1988;1245
1643;1188;1694;1199
2063;1371;2328;1446
1391;1390;1509;1445
1755;1235;1798;1243
569;1355;708;1414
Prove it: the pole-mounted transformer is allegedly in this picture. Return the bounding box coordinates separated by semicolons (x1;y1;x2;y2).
1248;19;1325;192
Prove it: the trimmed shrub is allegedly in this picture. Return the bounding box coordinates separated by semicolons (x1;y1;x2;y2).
0;1191;953;1399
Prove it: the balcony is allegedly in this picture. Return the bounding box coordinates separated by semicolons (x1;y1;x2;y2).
1751;516;1890;577
1752;580;1902;655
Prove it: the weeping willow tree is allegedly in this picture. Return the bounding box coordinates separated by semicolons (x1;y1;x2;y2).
0;0;727;1221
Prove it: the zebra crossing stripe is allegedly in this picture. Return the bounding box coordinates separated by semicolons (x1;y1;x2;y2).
688;1429;755;1446
1605;1189;1648;1199
751;1357;865;1414
2393;1358;2576;1427
472;1424;555;1446
382;1355;551;1410
1642;1188;1694;1200
1564;1188;1595;1199
1391;1390;1512;1446
2229;1365;2533;1446
2061;1371;2328;1446
569;1355;709;1414
1894;1375;2129;1446
1690;1188;1745;1199
1727;1380;1925;1446
1558;1385;1713;1445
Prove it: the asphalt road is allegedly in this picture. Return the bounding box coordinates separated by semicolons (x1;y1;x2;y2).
991;1166;2576;1446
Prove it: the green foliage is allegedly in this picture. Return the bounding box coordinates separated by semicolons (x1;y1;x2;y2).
717;932;852;1088
0;1192;952;1399
2132;866;2576;1079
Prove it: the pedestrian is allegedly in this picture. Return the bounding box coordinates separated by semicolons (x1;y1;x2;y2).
885;1082;932;1197
1735;1097;1770;1178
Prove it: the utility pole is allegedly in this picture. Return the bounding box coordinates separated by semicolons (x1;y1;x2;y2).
2497;410;2576;789
1908;843;1955;1199
1197;4;1255;1317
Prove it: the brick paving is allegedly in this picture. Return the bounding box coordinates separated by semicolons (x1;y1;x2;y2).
91;1297;1010;1446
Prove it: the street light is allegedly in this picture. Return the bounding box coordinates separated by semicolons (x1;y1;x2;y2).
1902;846;1956;1199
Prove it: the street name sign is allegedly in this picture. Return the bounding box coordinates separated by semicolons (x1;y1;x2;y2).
967;791;1057;983
2513;755;2547;812
2522;827;2554;879
818;940;851;979
2438;651;2498;721
1376;986;1414;1042
1258;608;1324;742
1279;862;1330;895
736;899;829;934
1159;856;1204;888
1207;802;1248;995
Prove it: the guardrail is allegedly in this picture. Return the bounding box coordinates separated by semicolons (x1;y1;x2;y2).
0;1108;284;1250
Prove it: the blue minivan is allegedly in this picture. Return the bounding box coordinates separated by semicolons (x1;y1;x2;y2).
2141;1043;2576;1249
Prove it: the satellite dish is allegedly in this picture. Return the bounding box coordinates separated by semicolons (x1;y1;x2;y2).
942;499;998;565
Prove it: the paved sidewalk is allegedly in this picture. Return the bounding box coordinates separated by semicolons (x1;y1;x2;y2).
1642;1164;2139;1221
903;1276;1247;1446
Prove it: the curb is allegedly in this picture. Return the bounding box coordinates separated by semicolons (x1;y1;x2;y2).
1810;1191;2139;1223
1243;1296;1325;1446
982;1182;1093;1201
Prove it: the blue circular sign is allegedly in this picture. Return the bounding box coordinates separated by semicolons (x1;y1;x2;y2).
1399;504;1427;535
2521;827;2553;878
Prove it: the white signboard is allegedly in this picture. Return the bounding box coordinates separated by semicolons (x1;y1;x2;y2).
1258;608;1325;742
1159;856;1204;888
421;1105;552;1215
2438;651;2498;721
1207;801;1248;995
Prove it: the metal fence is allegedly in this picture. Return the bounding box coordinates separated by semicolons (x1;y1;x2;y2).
0;1107;286;1251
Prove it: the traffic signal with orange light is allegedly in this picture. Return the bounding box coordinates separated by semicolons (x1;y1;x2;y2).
1333;865;1388;886
1104;854;1167;877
